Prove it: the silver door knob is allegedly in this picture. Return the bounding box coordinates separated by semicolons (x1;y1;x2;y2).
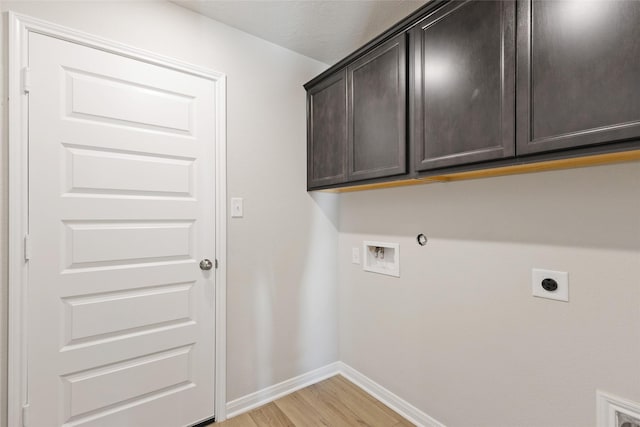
199;259;213;270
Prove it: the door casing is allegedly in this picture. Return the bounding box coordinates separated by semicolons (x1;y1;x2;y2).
7;12;228;426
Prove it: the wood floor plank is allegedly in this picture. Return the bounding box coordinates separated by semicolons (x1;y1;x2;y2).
215;375;414;427
320;376;409;425
306;380;396;426
248;402;294;427
297;383;365;426
274;391;330;426
333;375;410;421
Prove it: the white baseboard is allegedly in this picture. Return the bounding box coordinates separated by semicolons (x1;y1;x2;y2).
225;361;445;427
338;362;445;427
225;362;341;419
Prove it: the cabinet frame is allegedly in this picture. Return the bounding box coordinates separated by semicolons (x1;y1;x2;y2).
305;0;640;192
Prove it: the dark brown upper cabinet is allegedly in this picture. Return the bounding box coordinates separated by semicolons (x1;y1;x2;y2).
411;0;516;172
347;33;407;181
305;0;640;191
307;70;348;188
516;0;640;155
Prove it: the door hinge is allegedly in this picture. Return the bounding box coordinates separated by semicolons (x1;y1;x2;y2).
24;234;31;261
22;403;29;427
22;67;31;94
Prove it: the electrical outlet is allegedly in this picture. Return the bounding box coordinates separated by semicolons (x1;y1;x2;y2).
352;247;360;264
532;268;568;302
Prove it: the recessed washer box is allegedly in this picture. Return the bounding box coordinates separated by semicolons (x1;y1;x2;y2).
363;241;399;277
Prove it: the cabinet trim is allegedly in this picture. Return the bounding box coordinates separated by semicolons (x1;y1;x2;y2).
321;149;640;193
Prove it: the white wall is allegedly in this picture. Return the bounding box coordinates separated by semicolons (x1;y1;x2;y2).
0;2;338;425
338;162;640;426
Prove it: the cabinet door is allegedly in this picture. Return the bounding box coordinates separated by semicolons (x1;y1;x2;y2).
517;0;640;155
307;70;348;188
347;34;407;181
411;0;515;172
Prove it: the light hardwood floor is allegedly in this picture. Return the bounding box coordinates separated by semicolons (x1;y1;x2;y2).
213;375;414;426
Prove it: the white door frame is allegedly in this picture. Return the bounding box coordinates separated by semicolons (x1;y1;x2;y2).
7;12;228;426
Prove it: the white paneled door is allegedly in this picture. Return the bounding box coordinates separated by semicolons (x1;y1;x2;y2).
27;32;216;426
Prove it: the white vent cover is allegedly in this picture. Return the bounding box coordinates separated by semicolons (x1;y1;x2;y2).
597;391;640;427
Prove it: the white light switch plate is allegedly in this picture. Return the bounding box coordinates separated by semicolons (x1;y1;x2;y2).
231;197;243;218
532;268;569;302
352;247;360;264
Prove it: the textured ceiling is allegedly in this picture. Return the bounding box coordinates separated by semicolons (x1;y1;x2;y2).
172;0;427;64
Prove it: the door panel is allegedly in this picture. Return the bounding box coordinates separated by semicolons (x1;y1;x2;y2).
62;346;193;418
516;0;640;154
28;32;215;427
63;145;195;197
67;70;194;133
62;282;194;344
63;221;194;267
